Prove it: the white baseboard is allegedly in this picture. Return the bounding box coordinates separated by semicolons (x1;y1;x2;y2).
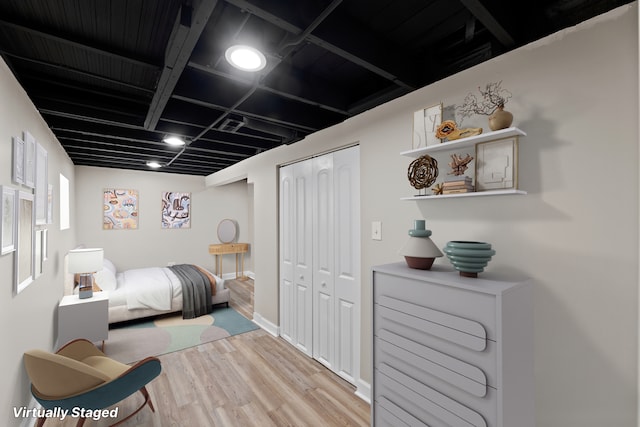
355;378;371;404
252;311;279;337
221;270;255;281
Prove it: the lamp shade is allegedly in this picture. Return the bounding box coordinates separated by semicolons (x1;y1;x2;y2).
68;248;104;273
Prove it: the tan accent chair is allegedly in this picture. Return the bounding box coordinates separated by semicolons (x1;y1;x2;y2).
24;339;161;426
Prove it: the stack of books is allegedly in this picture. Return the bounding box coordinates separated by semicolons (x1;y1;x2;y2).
443;176;475;194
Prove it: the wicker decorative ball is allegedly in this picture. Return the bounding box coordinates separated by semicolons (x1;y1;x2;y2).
408;155;438;190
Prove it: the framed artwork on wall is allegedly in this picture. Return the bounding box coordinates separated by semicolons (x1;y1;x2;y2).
103;189;139;230
16;190;35;294
35;142;48;225
475;137;519;191
23;131;36;189
161;191;191;229
1;186;17;255
413;103;443;149
12;136;25;185
47;184;54;224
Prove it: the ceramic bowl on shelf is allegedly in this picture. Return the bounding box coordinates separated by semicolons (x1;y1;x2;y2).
443;241;495;277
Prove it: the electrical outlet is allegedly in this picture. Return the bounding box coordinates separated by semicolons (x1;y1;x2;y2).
372;221;382;240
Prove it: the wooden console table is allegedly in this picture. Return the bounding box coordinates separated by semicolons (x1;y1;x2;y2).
208;243;249;280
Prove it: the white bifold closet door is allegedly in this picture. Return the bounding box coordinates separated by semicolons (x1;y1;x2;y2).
279;145;360;384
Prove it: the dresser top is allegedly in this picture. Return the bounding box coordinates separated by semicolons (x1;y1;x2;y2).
372;262;530;295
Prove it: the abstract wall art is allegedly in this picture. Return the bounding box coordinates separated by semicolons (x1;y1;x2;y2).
103;189;139;230
161;191;191;229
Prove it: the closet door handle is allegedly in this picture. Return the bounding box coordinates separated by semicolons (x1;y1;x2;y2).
299;275;304;280
321;282;327;287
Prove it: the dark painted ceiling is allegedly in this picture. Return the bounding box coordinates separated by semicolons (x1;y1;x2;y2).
0;0;632;175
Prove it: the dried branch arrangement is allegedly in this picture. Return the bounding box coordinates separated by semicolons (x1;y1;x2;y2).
457;81;512;119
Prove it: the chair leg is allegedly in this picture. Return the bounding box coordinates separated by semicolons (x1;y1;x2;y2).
109;386;155;427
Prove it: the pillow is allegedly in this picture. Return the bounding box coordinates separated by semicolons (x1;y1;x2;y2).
102;258;117;275
93;268;117;291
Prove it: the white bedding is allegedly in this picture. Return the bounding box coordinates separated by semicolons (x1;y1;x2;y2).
63;253;230;324
119;267;182;311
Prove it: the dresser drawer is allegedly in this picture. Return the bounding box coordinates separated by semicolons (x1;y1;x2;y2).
375;328;497;394
374;301;498;388
375;363;494;427
374;271;498;340
375;396;428;427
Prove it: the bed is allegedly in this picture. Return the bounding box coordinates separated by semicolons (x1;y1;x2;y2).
64;256;230;324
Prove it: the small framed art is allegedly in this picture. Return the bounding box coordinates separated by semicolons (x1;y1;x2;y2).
1;186;17;254
12;136;25;185
412;103;443;149
475;137;519;191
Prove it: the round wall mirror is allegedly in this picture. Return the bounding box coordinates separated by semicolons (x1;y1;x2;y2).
217;219;237;243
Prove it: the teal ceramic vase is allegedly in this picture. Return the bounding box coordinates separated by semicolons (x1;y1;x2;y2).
443;241;495;277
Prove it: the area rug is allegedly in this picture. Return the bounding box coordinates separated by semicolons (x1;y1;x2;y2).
103;307;259;364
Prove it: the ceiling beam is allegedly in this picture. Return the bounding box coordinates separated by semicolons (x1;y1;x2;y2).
224;0;415;90
0;19;157;69
459;0;515;47
144;0;219;130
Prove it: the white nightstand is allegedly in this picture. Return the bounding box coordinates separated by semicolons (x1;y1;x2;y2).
58;292;109;350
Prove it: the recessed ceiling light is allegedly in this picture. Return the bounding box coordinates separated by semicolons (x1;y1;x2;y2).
163;136;186;146
225;45;266;72
146;161;162;168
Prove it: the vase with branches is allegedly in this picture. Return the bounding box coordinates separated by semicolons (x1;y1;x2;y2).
457;81;513;130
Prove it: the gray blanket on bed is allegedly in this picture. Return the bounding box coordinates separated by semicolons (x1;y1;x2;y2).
168;264;212;319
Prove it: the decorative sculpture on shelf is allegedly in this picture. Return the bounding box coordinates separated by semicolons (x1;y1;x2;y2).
435;120;482;141
431;182;444;195
448;153;474;176
408;155;438;193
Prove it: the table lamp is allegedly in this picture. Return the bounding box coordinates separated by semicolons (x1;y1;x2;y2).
68;248;103;299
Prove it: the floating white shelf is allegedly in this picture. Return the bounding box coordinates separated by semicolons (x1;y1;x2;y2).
401;188;527;200
400;127;526;157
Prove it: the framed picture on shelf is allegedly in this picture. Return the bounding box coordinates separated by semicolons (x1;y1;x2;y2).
475;137;519;191
413;103;442;149
1;186;17;255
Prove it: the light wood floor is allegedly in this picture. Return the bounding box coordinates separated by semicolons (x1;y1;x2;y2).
43;279;370;426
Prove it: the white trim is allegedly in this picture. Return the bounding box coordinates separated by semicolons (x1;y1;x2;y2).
355;378;371;404
252;311;279;337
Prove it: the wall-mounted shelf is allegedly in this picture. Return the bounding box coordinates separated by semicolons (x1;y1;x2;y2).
401;188;527;200
400;127;526;157
401;127;527;200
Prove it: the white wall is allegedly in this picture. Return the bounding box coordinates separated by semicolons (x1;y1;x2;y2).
74;166;251;274
0;58;77;426
208;5;638;426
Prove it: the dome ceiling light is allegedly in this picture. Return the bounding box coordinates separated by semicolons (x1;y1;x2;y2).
163;136;186;146
225;45;266;72
146;161;162;168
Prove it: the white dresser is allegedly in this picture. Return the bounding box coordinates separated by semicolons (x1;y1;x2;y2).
372;263;533;427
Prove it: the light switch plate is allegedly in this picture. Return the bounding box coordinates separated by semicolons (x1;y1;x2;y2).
372;221;382;240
